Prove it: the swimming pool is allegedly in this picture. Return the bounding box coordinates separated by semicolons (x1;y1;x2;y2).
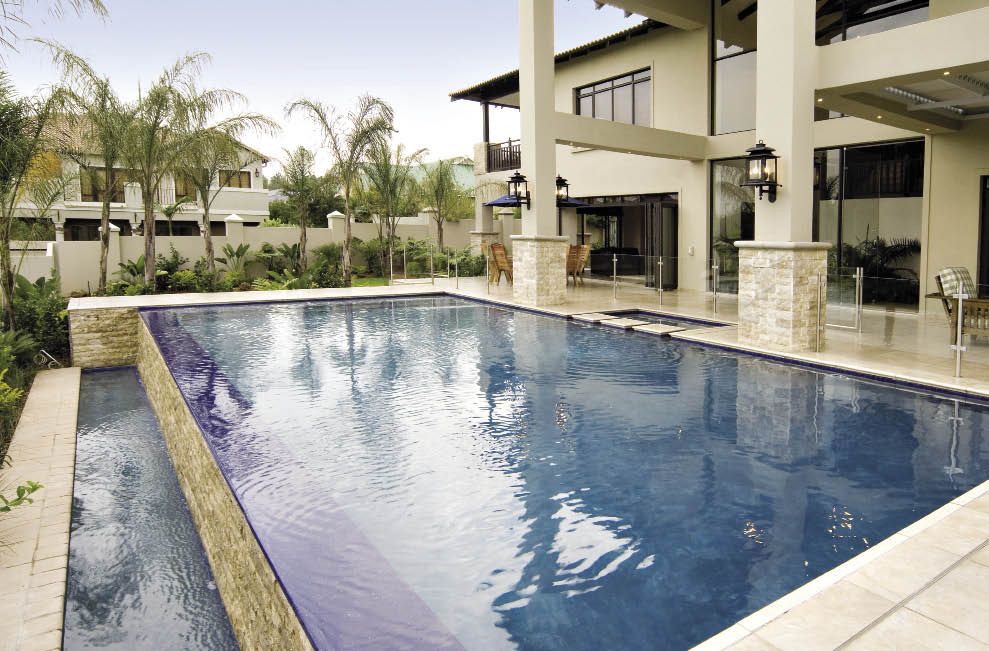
143;296;989;650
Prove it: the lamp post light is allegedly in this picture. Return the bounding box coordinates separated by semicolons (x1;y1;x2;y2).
507;171;530;209
555;175;569;236
740;140;781;202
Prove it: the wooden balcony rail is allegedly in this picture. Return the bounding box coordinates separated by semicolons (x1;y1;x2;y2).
487;139;521;173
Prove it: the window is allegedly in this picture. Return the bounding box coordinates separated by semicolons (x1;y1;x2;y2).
814;139;925;308
222;170;251;189
712;1;757;135
816;1;928;44
174;174;196;201
709;158;755;292
80;167;129;203
575;69;651;126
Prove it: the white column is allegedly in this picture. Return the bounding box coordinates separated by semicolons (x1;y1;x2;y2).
736;0;828;353
518;0;556;237
224;213;245;246
512;0;569;306
754;0;816;242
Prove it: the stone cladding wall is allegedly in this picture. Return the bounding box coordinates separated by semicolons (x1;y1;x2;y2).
511;236;569;306
737;244;829;352
69;307;139;368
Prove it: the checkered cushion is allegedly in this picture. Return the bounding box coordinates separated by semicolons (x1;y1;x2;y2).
939;267;977;298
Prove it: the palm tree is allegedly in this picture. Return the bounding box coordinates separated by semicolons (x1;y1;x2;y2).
1;1;107;54
0;71;59;327
123;52;238;289
286;95;393;286
40;40;133;294
179;97;277;273
363;139;425;272
419;157;472;250
279;146;316;270
156;194;192;237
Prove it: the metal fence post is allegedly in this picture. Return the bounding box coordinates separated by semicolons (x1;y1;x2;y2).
486;254;490;294
430;244;435;285
817;272;824;353
403;248;408;280
952;292;968;378
612;254;618;299
713;264;719;314
855;267;864;332
657;257;664;305
389;246;393;285
455;257;459;289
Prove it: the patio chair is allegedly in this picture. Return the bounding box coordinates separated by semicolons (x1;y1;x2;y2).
489;243;513;285
926;267;989;342
567;244;589;286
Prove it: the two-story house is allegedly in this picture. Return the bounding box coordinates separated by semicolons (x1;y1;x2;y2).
451;0;989;352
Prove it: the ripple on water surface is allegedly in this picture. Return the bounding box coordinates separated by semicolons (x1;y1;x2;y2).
64;368;238;651
146;296;989;651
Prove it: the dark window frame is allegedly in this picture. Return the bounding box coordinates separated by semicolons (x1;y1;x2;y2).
221;170;252;189
574;68;651;127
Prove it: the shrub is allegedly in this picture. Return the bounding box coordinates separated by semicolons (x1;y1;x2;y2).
218;270;247;292
313;243;343;274
0;330;37;366
116;255;145;284
307;259;343;288
216;243;252;273
167;270;199;293
11;273;68;360
104;280;130;296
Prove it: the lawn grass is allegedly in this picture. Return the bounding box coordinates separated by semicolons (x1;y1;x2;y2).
352;277;389;287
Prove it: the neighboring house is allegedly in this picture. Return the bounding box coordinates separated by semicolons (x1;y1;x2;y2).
19;134;270;241
450;1;989;315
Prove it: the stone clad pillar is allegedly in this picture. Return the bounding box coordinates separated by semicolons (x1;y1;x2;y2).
737;0;827;352
513;0;568;306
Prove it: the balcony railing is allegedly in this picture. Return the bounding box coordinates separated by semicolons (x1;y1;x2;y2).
487;139;521;173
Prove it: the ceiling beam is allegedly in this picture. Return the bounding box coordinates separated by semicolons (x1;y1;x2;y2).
823;91;962;133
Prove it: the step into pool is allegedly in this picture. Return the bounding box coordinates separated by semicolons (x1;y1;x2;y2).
601;309;725;329
63;368;238;650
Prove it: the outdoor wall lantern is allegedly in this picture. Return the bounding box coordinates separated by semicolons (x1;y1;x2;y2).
555;175;569;202
507;171;531;209
740;140;780;202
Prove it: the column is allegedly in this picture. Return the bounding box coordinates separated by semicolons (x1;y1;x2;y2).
469;195;499;255
224;213;245;246
512;0;568;306
736;0;829;352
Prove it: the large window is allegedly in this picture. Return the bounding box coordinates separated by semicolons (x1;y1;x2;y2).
712;1;757;135
575;69;651;127
709;158;755;292
80;167;129;203
174;174;197;201
222;170;252;189
814;139;925;308
712;1;929;130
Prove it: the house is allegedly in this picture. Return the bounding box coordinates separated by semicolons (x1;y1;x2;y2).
21;136;270;241
450;0;989;352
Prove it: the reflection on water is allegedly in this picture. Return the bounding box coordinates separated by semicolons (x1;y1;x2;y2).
64;369;238;651
146;297;989;651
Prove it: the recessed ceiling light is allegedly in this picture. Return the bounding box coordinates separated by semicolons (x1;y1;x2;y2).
925;128;931;131
943;71;951;76
876;114;883;119
817;98;823;102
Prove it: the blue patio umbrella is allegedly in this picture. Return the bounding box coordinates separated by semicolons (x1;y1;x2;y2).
484;194;588;208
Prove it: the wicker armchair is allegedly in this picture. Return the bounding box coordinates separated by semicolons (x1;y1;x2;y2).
926;268;989;342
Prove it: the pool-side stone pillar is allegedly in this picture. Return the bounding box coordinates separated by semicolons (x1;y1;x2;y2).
511;235;569;306
736;241;830;353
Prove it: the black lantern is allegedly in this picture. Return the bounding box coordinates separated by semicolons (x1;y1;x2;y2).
507;171;530;209
555;175;569;202
740;140;780;202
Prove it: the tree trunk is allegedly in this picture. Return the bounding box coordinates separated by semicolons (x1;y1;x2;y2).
98;196;110;294
203;206;215;275
298;203;308;274
436;216;444;250
143;193;156;291
343;185;352;287
0;221;15;329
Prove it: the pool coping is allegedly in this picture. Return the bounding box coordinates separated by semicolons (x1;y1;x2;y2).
64;287;989;648
0;367;80;651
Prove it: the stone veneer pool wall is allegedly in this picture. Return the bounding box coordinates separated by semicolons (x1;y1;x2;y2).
136;317;314;651
69;306;139;368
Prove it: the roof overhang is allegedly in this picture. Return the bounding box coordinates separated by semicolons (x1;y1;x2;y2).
450;19;667;104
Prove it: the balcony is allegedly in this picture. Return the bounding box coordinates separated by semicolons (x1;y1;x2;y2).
486;139;521;173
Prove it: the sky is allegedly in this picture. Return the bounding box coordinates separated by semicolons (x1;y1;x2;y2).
5;0;638;175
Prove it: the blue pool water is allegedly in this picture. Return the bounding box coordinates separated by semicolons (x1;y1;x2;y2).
64;369;238;651
143;296;989;650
